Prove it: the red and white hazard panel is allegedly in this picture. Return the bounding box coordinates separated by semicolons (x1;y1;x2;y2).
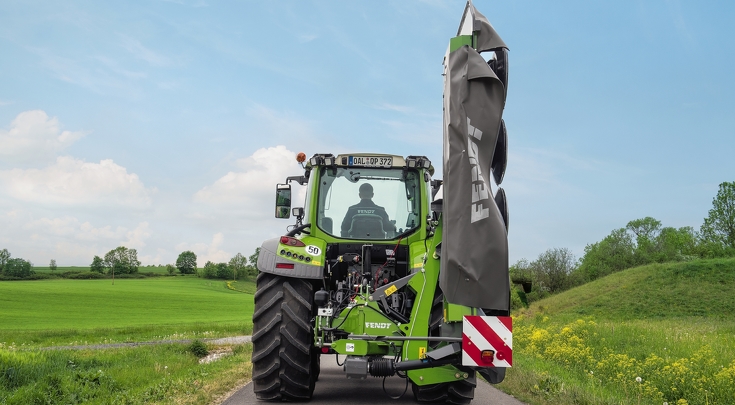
461;316;512;367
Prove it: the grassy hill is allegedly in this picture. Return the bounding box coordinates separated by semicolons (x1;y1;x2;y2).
502;258;735;405
529;257;735;319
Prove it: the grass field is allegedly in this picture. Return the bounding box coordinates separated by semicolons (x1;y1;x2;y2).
499;258;735;405
0;277;254;346
1;276;256;404
0;342;253;404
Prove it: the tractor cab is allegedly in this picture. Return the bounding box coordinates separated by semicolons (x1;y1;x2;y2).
273;153;434;242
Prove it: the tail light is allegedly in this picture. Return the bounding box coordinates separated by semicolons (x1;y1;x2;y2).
280;236;305;247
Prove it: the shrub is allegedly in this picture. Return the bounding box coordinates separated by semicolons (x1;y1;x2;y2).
201;261;232;279
215;263;231;279
64;272;106;280
90;256;105;273
202;261;217;279
188;340;208;358
510;286;527;310
3;258;34;278
115;273;146;279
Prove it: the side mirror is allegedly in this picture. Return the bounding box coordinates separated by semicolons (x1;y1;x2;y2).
275;184;291;219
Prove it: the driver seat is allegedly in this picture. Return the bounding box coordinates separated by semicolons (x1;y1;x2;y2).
347;214;387;239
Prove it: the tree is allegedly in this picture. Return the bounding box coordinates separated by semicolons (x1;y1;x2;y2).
0;248;10;274
249;247;260;268
176;251;197;275
103;246;141;275
626;217;662;242
656;226;697;262
229;253;247;280
576;228;635;282
246;247;261;277
4;258;34;278
90;255;105;273
49;259;57;272
531;248;577;293
700;181;735;250
202;261;232;279
626;217;662;264
202;261;217;279
166;264;176;275
215;262;230;279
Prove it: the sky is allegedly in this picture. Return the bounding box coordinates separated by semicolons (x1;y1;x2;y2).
1;0;733;267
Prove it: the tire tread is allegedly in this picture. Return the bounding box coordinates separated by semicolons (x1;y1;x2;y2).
252;273;315;401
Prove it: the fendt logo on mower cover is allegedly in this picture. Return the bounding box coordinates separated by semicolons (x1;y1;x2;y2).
467;117;491;223
365;322;392;329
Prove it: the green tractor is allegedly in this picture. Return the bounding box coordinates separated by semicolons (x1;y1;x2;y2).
252;2;512;403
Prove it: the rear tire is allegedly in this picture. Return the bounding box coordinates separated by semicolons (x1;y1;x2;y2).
252;272;315;401
311;349;321;382
412;288;476;404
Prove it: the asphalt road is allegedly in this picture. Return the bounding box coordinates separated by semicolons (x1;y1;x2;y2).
221;356;526;405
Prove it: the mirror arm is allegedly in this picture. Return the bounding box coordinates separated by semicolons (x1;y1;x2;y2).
286;176;307;185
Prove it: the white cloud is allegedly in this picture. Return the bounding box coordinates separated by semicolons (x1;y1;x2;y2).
0;110;158;266
0;211;153;265
176;232;230;265
139;248;171;266
194;145;304;212
22;216;150;246
0;156;153;208
123;222;151;250
77;221;127;241
0;110;87;165
188;145;311;265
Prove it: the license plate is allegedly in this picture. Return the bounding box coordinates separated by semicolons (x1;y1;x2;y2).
348;156;393;167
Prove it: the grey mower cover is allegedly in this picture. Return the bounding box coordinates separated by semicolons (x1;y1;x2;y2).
440;1;510;311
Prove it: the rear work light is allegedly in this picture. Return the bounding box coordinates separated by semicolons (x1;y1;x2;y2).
276;263;295;269
280;236;305;247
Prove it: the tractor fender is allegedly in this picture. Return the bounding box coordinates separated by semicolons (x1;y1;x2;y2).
257;237;323;279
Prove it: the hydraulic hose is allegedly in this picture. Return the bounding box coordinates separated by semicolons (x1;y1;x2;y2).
286;223;311;237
